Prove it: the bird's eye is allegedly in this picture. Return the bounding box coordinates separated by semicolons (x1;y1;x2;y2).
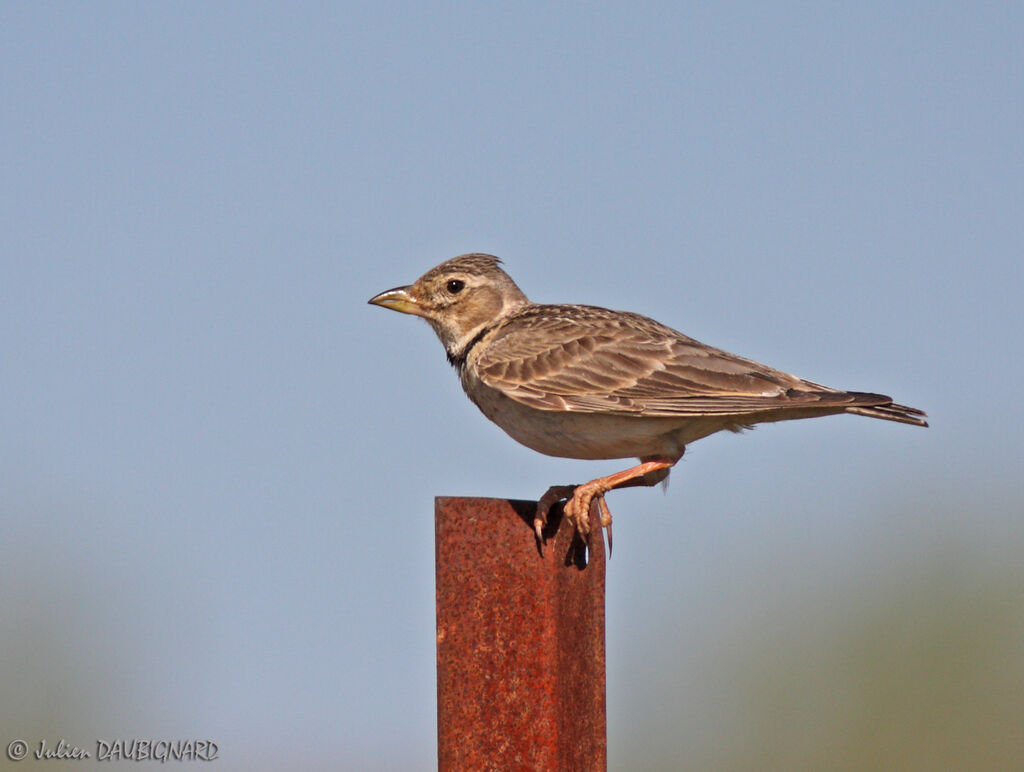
446;279;465;294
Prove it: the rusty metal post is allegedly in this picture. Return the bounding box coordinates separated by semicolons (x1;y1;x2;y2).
435;496;607;772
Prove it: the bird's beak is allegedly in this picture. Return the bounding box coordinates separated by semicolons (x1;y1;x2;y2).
367;285;426;317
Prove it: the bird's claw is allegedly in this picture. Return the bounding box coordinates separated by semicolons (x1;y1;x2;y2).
535;483;614;557
597;495;613;557
535;485;578;547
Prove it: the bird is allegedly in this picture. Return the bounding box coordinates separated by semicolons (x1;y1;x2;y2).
368;253;927;552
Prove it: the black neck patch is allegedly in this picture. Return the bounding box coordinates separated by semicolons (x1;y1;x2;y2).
447;324;494;371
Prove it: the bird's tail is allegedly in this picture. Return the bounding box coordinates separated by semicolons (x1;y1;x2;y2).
846;398;929;427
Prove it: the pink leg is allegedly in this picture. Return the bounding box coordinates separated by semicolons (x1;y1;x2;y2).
534;458;677;551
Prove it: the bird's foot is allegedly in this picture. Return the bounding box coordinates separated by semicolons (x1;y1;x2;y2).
566;481;615;556
534;459;674;555
535;482;614;557
534;485;577;544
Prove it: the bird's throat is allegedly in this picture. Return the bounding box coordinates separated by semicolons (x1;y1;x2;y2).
446;323;495;371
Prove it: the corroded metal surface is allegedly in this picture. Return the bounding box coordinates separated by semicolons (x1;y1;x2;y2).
435;497;606;772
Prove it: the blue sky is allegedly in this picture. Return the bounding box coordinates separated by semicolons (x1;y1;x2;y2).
2;3;1022;769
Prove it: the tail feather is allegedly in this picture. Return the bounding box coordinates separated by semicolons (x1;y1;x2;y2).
846;401;928;427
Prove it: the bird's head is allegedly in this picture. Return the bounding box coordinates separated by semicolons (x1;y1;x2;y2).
368;253;530;354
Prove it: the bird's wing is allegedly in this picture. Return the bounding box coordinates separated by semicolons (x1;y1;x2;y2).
475;304;894;418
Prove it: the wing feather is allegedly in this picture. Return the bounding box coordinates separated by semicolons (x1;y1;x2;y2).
475;304;896;418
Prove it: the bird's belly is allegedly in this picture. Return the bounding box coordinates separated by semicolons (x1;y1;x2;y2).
467;385;696;460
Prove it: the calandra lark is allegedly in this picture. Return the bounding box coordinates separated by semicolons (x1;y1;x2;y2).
369;254;927;549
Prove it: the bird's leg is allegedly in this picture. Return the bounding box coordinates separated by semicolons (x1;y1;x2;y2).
564;459;675;535
535;458;677;552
